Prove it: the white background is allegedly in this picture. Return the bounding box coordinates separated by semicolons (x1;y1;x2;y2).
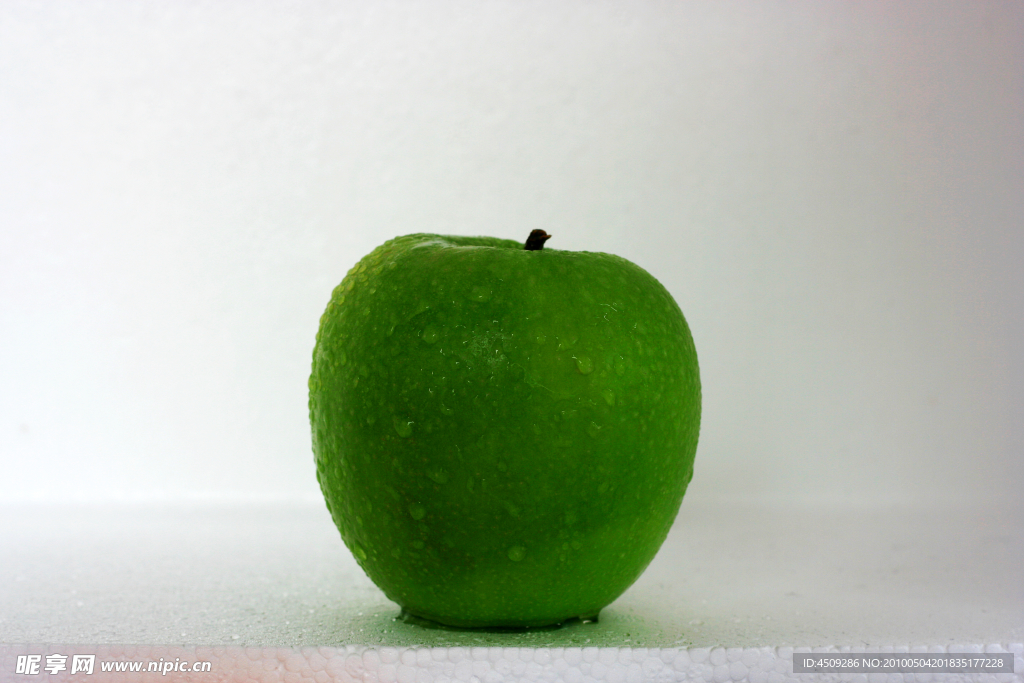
1;1;1021;508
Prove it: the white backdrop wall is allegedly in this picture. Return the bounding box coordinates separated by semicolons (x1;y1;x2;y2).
1;1;1021;507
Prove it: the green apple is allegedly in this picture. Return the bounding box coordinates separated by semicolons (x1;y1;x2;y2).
309;232;700;628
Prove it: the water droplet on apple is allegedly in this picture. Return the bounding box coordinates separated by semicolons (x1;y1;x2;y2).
575;355;594;374
408;503;426;520
601;388;614;406
393;417;413;438
469;285;491;302
614;356;626;376
598;481;610;494
535;334;547;345
421;324;439;344
352;542;367;561
507;545;526;562
587;421;601;438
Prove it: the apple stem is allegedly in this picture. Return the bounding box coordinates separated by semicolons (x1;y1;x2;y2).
524;230;551;251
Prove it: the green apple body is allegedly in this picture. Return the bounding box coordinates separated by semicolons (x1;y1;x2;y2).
309;234;700;628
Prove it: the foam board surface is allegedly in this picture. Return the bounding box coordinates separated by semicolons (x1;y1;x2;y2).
1;499;1021;681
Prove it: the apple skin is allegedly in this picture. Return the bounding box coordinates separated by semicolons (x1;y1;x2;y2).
309;234;700;628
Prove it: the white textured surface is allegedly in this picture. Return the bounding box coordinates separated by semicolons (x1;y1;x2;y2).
1;644;1022;683
2;498;1021;671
